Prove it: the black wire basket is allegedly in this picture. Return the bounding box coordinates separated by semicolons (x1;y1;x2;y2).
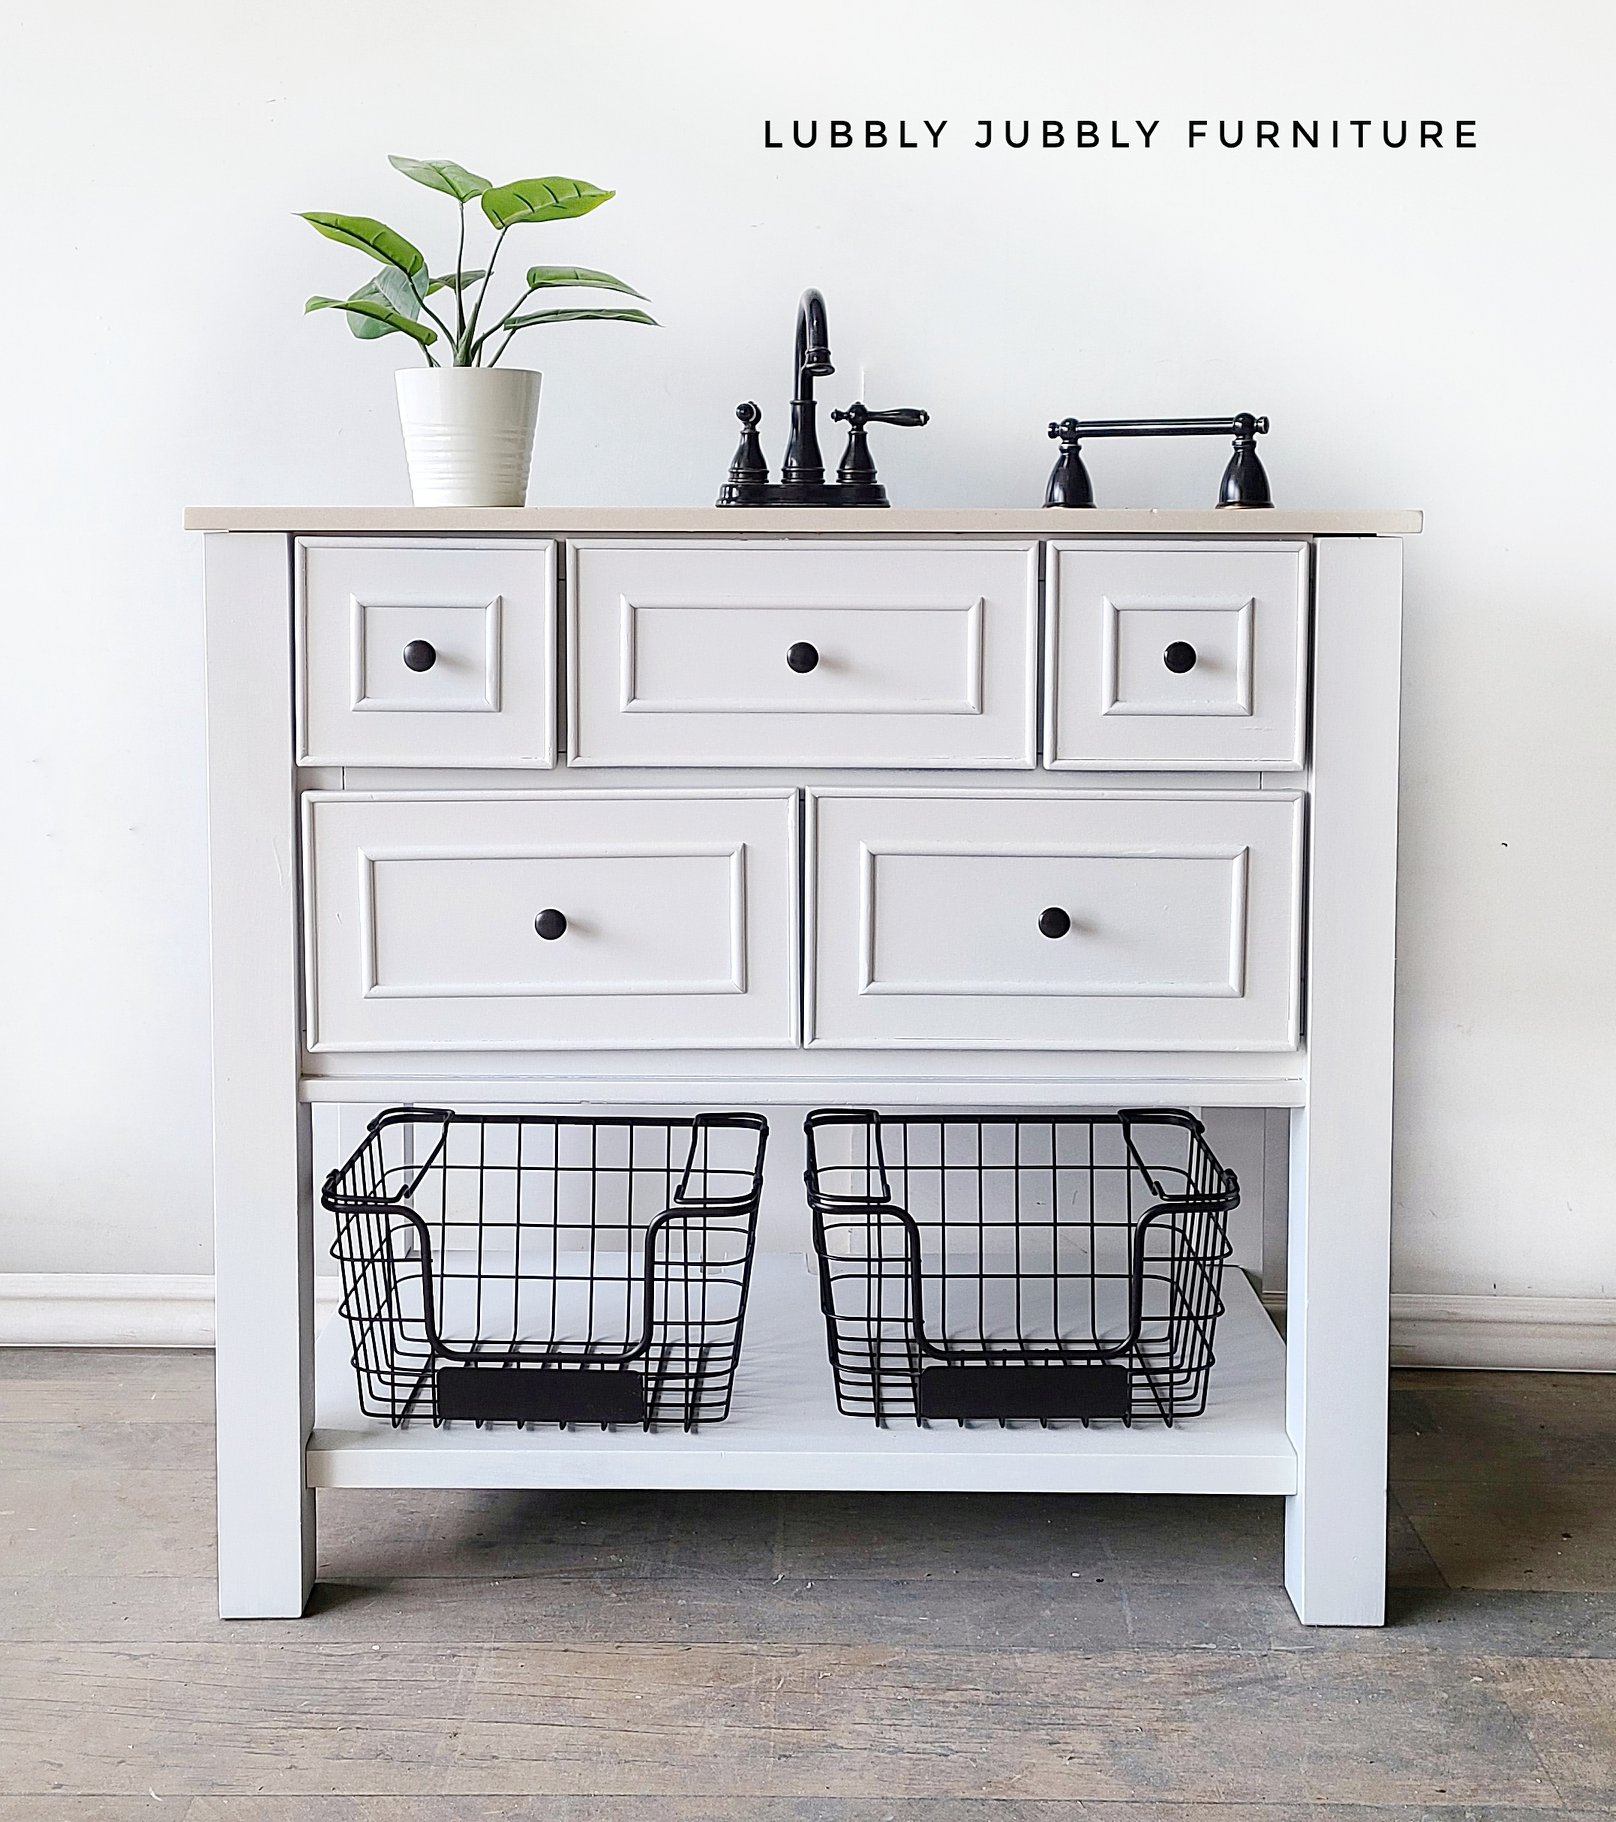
323;1109;768;1431
804;1108;1239;1427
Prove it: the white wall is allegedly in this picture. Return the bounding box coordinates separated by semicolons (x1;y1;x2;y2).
2;0;1612;1299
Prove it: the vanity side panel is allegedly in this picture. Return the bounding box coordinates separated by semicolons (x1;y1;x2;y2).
205;531;315;1618
1285;534;1403;1625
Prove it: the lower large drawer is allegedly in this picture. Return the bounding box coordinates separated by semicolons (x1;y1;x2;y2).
805;790;1303;1050
303;791;799;1051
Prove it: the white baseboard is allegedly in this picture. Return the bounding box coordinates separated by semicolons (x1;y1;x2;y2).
3;1274;1613;1369
1262;1289;1616;1372
1386;1293;1616;1372
0;1274;340;1347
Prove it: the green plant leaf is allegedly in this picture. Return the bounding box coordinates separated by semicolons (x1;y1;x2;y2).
425;269;488;295
387;154;491;201
298;212;426;278
343;267;424;339
522;264;647;299
499;306;657;331
305;294;437;347
480;177;615;229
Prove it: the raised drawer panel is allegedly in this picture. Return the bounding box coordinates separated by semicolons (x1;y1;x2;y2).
568;540;1039;767
1046;542;1308;770
806;790;1302;1050
297;539;557;766
304;791;797;1050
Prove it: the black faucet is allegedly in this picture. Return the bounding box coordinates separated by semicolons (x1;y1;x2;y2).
718;289;928;507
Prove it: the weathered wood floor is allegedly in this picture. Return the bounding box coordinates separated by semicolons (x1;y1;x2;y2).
2;1350;1615;1818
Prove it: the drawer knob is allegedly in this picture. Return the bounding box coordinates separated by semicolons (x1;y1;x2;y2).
533;908;568;941
1163;641;1198;674
1038;906;1072;939
786;641;820;674
402;639;438;673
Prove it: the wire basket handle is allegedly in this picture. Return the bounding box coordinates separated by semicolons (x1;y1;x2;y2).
803;1108;893;1208
672;1111;769;1208
1117;1109;1241;1226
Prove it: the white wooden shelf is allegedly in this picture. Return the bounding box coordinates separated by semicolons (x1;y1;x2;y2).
307;1255;1295;1497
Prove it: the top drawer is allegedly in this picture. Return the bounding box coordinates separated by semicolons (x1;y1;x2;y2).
1046;542;1309;770
297;539;557;767
567;540;1039;768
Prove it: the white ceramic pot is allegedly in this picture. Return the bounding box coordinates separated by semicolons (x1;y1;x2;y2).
395;366;541;507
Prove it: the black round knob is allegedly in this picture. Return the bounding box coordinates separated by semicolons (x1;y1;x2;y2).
533;909;567;941
786;642;820;674
1163;641;1198;674
402;639;438;673
1038;906;1072;939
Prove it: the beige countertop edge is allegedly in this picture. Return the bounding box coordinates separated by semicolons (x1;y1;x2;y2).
183;505;1422;536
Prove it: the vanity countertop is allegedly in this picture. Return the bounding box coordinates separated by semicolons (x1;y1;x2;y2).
184;505;1421;535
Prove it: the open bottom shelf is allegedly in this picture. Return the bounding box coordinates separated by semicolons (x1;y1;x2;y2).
307;1255;1296;1496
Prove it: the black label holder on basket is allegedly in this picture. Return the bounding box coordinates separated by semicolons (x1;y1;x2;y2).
917;1361;1133;1422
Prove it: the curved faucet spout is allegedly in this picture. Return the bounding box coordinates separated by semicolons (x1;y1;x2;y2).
783;288;835;489
794;288;834;401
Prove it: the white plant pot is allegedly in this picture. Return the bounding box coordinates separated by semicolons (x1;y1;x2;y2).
395;366;541;507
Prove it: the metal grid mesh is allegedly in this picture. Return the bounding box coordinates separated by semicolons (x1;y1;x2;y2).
323;1109;768;1431
804;1108;1238;1427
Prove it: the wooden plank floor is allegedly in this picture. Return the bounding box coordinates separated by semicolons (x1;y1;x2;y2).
2;1351;1615;1817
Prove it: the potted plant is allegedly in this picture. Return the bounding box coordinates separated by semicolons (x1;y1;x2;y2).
302;155;655;506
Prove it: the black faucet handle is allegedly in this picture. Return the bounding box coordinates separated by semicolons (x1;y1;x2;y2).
716;400;771;507
833;403;930;430
831;401;929;502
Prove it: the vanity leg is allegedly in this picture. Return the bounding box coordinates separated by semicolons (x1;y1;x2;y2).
205;531;316;1618
1283;535;1403;1626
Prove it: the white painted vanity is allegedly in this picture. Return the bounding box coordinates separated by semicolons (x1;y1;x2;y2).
189;504;1414;1625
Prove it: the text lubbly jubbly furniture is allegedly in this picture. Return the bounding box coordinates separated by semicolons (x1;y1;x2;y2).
189;501;1413;1624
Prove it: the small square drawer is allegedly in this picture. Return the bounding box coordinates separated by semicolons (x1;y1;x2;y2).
806;789;1302;1050
303;790;798;1051
1046;542;1308;770
568;540;1039;767
296;539;556;766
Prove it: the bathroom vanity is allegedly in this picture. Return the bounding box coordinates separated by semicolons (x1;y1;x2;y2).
188;502;1414;1624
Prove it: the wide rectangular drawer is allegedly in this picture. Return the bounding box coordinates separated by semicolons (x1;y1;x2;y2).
1046;542;1308;770
303;791;798;1050
805;790;1302;1050
297;539;557;766
568;540;1039;767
